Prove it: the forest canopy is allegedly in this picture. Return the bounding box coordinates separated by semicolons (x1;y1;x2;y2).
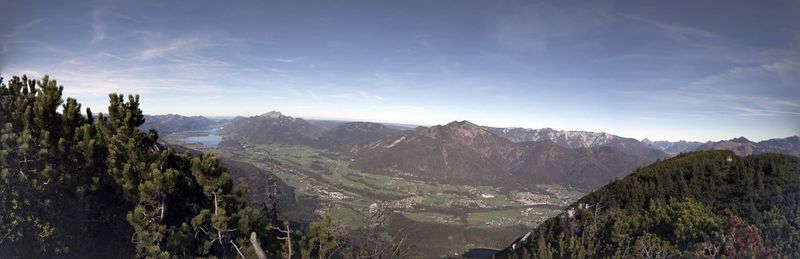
499;150;800;258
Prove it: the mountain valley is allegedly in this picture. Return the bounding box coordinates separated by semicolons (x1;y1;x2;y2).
152;112;800;257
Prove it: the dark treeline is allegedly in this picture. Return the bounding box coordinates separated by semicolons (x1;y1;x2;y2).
499;151;800;258
0;75;407;258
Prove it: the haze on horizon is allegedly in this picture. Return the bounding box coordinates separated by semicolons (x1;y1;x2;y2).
1;0;798;142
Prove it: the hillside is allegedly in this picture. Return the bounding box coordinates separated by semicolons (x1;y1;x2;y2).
315;121;400;152
222;114;402;153
165;144;296;211
141;114;216;134
351;121;655;189
507;142;650;191
497;151;800;258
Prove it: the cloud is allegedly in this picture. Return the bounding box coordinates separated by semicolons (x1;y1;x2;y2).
730;106;800;117
694;59;800;86
91;7;107;43
3;34;250;98
0;18;42;56
90;6;134;44
656;88;800;118
616;13;720;43
138;38;203;60
275;57;302;63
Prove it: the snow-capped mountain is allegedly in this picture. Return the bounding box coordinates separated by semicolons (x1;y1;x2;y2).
484;127;668;161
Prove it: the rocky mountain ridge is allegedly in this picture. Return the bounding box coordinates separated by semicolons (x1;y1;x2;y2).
642;138;704;155
351;121;654;190
693;135;800;157
485;126;668;161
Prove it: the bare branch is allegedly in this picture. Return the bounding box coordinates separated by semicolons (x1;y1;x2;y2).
0;224;19;245
250;232;268;259
230;240;246;259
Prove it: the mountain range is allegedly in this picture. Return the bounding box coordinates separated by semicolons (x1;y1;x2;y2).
642;136;800;157
141;114;217;134
222;111;401;151
350;121;653;189
641;138;704;155
166;111;799;191
144;111;800;256
485;127;668;162
151;112;800;160
693;136;800;157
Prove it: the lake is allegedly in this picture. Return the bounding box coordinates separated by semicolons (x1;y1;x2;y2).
178;128;222;148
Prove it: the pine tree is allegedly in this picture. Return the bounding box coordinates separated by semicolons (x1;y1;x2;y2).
1;75;267;258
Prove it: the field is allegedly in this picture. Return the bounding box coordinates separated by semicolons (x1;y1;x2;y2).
168;137;586;256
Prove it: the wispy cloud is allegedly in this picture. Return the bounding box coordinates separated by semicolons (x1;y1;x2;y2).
90;6;133;44
730;106;800;117
276;57;302;63
91;7;107;43
0;18;42;55
138;38;206;60
4;0;798;140
654;88;800;118
694;59;800;86
616;13;720;43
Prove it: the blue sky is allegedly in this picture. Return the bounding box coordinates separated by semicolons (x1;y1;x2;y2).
1;0;798;141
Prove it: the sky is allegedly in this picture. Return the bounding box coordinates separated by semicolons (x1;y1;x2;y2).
1;0;798;142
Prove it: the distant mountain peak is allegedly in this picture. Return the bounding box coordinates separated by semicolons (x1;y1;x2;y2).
433;121;491;138
731;136;752;143
259;110;285;119
444;120;481;129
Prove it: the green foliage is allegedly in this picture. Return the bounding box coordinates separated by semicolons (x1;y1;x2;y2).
0;74;411;259
500;151;800;258
301;213;342;259
0;75;262;258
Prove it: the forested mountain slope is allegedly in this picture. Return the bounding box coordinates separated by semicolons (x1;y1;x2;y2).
315;121;400;152
497;151;800;258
